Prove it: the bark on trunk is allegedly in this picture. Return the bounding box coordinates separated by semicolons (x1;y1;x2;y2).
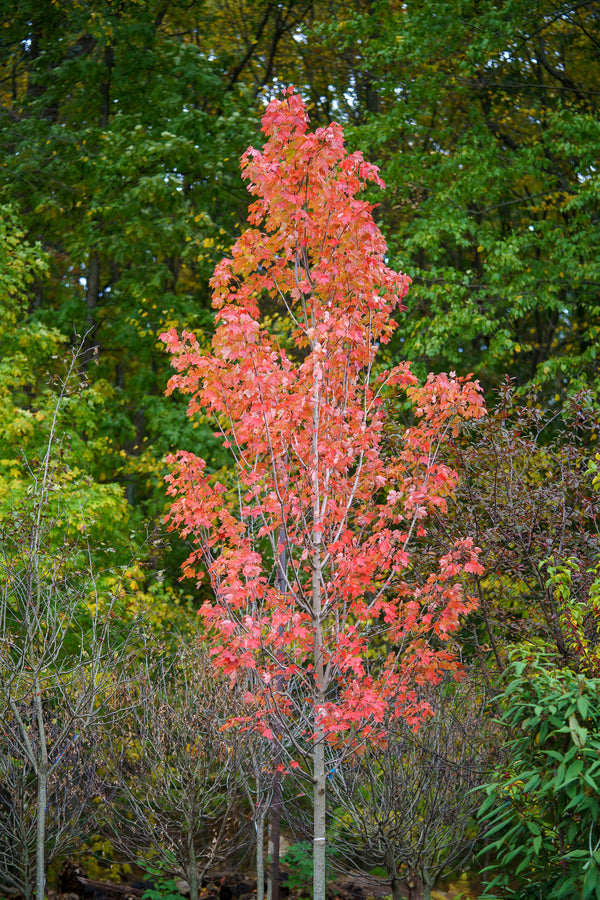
311;345;326;900
422;876;434;900
313;736;326;900
35;683;48;900
311;511;326;900
35;771;47;900
188;830;199;900
390;874;404;900
269;772;281;900
256;808;267;900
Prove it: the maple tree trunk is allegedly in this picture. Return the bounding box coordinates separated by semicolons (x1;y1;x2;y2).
256;807;267;900
312;583;326;900
34;677;48;900
311;352;327;900
269;770;281;900
313;733;326;900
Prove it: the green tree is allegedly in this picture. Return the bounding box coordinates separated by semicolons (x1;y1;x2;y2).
311;1;600;394
0;1;258;535
479;651;600;899
0;1;345;598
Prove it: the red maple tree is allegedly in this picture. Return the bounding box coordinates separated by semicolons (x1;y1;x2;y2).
161;89;485;900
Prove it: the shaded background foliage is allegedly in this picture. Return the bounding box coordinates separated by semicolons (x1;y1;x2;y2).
2;0;599;590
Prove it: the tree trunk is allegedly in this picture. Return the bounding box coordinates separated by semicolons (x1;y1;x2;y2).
269;772;281;900
270;531;288;900
311;518;326;900
422;874;435;900
188;830;199;900
35;772;47;900
313;735;326;900
390;874;404;900
188;864;199;900
312;352;326;900
35;749;48;900
33;667;48;900
256;807;267;900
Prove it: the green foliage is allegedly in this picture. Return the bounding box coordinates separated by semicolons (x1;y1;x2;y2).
142;880;183;900
0;337;131;572
136;855;183;900
542;555;600;676
0;0;262;590
281;842;314;896
478;651;600;898
325;0;600;395
75;836;132;883
141;858;183;900
3;0;599;638
0;205;48;328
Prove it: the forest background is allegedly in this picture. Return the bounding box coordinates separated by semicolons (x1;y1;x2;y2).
1;1;600;899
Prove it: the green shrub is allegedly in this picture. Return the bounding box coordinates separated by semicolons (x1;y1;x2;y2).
281;842;314;896
478;651;600;898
